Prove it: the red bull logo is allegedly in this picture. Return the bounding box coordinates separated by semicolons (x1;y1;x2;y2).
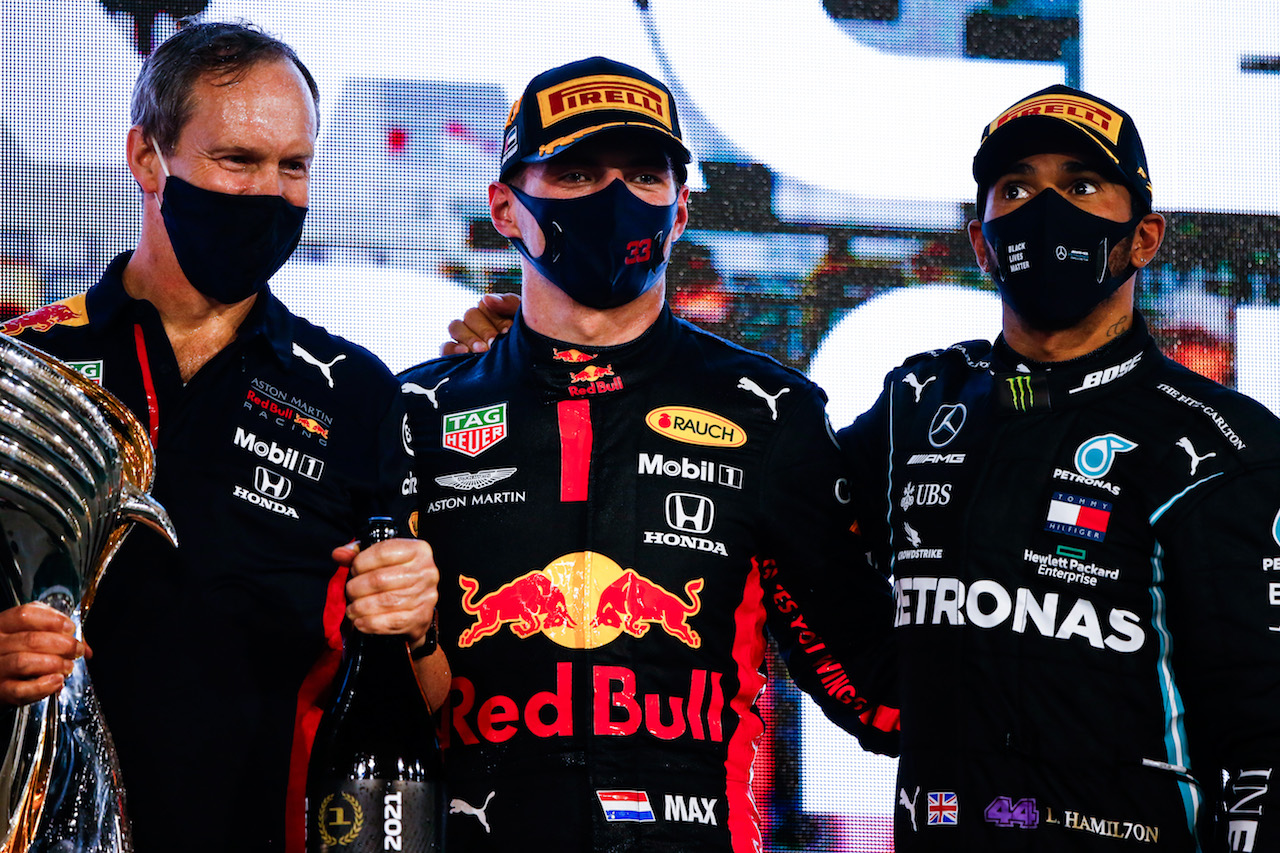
0;296;87;336
553;348;596;363
594;569;702;648
294;414;329;439
569;364;615;384
456;552;703;650
568;376;624;397
442;662;727;746
458;571;578;647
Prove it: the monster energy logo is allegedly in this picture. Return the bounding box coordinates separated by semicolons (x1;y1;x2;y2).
1007;375;1035;411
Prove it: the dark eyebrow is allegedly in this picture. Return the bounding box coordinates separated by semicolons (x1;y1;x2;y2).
997;156;1105;181
1058;158;1105;175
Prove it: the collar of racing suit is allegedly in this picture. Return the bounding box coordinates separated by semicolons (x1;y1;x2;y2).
504;303;681;403
987;310;1162;413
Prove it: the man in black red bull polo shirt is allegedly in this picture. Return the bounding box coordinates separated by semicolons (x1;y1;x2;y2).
0;22;446;853
840;85;1280;851
400;56;899;852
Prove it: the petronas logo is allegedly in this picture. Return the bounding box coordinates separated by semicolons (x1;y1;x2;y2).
1007;375;1035;411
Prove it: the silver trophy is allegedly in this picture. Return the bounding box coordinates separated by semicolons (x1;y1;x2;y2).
0;334;176;853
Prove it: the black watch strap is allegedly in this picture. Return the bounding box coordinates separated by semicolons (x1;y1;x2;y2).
411;610;439;660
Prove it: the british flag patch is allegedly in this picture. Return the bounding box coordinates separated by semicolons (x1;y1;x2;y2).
927;791;959;825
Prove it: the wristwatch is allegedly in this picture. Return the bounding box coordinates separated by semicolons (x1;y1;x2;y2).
411;610;439;660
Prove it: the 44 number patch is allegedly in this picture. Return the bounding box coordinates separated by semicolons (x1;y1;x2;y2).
985;796;1039;829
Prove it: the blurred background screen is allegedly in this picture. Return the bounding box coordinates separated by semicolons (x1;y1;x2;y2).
5;1;1280;849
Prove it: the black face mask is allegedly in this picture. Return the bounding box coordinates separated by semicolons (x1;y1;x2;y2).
159;175;307;305
981;189;1142;330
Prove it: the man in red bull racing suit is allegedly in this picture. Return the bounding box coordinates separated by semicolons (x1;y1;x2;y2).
0;23;445;853
400;56;899;852
840;85;1280;851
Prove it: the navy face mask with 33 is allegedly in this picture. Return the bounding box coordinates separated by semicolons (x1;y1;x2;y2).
507;179;679;310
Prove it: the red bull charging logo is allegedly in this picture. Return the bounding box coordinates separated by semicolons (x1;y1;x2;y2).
568;364;615;383
552;348;596;363
294;414;329;439
458;551;703;650
0;296;88;336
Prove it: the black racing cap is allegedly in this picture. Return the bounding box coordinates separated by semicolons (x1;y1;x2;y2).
973;84;1152;211
499;56;692;181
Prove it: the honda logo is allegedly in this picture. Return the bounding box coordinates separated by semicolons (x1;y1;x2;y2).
666;492;715;534
254;466;293;500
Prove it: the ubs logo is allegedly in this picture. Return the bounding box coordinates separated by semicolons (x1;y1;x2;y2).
928;404;967;448
255;466;293;500
666;493;715;534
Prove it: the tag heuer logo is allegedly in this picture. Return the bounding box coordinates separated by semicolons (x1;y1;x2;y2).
66;359;104;385
443;402;508;457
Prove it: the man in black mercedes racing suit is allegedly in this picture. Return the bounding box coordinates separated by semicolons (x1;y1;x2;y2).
400;56;899;853
841;85;1280;851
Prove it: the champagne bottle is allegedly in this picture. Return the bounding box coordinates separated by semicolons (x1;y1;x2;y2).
306;517;445;852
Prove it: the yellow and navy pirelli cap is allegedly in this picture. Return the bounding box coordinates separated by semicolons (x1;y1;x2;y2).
973;85;1152;212
500;56;692;181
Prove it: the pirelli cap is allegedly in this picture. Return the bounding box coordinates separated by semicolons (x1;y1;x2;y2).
973;84;1152;211
500;56;692;180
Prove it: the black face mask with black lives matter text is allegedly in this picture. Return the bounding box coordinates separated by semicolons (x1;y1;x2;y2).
982;189;1141;331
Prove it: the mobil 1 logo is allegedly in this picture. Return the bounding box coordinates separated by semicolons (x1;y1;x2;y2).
234;427;324;481
638;452;743;490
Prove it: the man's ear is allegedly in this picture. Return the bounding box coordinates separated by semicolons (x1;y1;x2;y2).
126;126;164;195
1130;212;1166;269
968;219;992;273
489;182;522;240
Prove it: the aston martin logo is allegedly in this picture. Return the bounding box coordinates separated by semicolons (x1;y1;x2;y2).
435;468;519;491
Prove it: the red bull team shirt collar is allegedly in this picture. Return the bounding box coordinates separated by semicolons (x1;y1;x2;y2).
508;303;681;403
86;251;298;370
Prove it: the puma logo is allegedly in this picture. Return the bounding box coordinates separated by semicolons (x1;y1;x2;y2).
899;786;921;832
402;377;450;410
737;376;790;421
903;372;935;402
291;343;346;388
449;792;496;833
1175;436;1217;476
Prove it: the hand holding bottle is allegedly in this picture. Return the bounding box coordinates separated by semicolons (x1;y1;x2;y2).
332;534;438;645
308;519;447;853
